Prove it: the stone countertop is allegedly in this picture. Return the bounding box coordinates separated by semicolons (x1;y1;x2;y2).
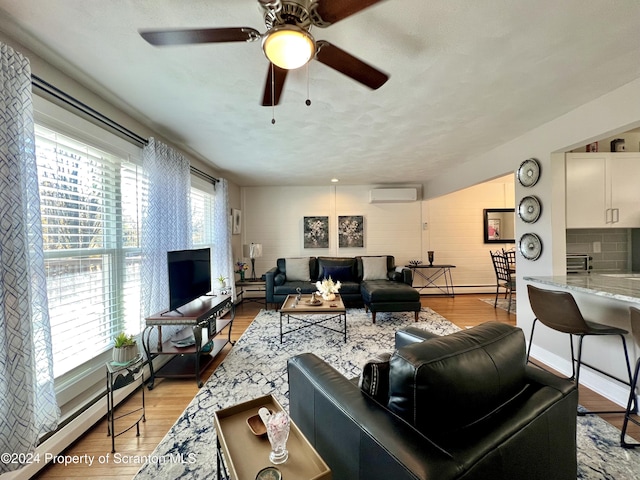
524;273;640;304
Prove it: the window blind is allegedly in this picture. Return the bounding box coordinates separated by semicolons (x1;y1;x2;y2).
35;124;145;378
191;175;215;247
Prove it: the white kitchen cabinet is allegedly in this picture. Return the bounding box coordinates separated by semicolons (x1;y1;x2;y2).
566;153;640;228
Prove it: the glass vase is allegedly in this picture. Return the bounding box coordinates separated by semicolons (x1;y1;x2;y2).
266;411;290;465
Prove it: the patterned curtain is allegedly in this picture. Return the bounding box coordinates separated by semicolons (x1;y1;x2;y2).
141;138;192;319
212;178;234;297
0;43;59;473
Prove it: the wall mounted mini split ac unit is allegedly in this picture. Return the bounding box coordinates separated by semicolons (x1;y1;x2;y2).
369;188;418;203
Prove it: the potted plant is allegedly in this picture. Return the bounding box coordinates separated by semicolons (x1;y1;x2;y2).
113;332;138;364
218;274;228;289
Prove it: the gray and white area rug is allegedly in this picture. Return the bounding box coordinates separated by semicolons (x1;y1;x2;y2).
134;308;640;480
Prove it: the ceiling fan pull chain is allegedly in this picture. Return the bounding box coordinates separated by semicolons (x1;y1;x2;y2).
271;63;276;124
305;62;311;106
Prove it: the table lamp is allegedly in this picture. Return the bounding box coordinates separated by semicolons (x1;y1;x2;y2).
244;243;263;280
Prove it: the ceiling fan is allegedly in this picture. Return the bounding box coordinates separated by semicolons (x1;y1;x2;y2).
139;0;390;106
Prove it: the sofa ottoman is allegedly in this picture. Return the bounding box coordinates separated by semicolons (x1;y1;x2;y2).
360;279;420;323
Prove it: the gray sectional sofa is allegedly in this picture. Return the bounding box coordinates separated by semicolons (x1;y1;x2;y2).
265;256;421;322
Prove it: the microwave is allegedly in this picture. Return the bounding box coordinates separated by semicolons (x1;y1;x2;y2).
566;254;592;273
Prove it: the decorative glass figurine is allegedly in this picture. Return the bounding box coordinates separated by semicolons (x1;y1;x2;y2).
266;411;290;465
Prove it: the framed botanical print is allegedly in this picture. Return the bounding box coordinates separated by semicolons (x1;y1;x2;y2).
303;216;329;248
338;215;364;248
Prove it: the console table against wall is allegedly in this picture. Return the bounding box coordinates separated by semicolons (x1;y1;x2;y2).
236;279;266;307
143;294;235;388
406;264;456;297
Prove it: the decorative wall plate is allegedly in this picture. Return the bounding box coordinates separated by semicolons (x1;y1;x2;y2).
518;196;542;223
517;158;541;187
518;233;542;261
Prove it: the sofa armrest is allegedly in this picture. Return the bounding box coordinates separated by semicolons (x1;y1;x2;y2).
288;353;459;480
264;266;279;304
395;326;440;349
525;364;577;397
400;267;413;285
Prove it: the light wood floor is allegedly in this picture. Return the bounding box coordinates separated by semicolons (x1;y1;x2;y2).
37;295;640;479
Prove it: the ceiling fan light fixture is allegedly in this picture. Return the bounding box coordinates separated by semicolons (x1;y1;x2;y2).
263;25;315;70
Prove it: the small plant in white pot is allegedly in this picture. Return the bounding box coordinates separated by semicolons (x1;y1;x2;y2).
113;332;138;364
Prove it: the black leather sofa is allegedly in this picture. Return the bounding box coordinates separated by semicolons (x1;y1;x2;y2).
288;322;578;480
265;256;421;322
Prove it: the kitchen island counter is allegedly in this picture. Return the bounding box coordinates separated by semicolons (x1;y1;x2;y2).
524;273;640;304
524;273;640;407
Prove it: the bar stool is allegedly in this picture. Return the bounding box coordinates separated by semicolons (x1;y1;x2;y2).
526;284;635;415
621;306;640;448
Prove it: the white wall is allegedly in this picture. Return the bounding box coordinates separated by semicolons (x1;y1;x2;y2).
239;185;423;276
423;175;514;292
239;179;513;292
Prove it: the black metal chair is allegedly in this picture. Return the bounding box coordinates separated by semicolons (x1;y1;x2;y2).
490;250;515;313
502;247;516;272
526;284;635;416
621;306;640;448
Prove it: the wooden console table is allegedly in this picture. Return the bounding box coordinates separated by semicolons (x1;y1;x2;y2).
406;264;456;297
143;294;234;388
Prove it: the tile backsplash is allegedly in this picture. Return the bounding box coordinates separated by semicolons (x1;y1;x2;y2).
566;228;631;272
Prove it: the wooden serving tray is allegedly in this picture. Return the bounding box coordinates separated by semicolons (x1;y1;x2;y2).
214;395;331;480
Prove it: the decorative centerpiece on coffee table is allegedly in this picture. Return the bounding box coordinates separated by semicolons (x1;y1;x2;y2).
315;276;341;301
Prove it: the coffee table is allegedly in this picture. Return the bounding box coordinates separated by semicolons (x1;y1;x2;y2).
279;294;347;343
213;394;331;480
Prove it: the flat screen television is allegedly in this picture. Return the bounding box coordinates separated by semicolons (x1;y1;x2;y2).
167;247;212;312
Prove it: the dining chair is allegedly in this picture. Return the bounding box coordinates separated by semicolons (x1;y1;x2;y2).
526;284;635;416
621;306;640;448
490;250;515;313
502;247;516;275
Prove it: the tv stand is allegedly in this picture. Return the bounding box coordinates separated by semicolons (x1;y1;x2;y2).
143;294;234;388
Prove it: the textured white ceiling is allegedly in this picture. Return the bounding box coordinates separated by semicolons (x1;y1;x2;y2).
1;0;639;186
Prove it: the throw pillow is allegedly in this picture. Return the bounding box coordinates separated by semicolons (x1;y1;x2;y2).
388;271;402;281
274;273;286;286
362;256;389;280
359;352;392;404
285;257;310;281
321;265;353;282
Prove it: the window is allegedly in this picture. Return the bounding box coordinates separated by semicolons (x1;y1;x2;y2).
191;175;215;247
35;124;145;378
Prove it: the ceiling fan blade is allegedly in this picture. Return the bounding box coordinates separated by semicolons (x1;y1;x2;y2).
261;64;289;106
315;41;388;90
311;0;386;26
139;27;260;46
